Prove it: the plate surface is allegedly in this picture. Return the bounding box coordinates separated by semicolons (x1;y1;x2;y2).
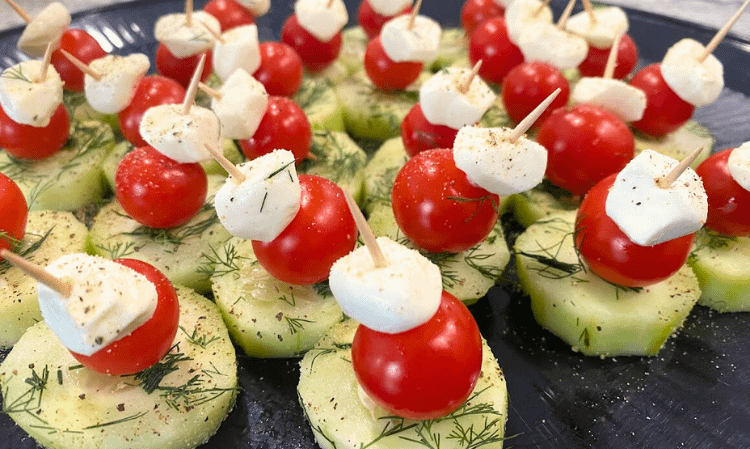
1;1;750;448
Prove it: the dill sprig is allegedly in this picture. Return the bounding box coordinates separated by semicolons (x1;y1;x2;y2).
179;325;221;349
129;345;193;394
122;201;219;251
2;64;33;83
0;228;53;275
294;79;330;110
198;241;245;279
2;365;49;419
266;160;296;180
285;316;314;335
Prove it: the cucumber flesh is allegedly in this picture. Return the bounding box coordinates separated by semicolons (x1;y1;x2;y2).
688;230;750;312
298;130;367;204
298;319;509;449
430;28;469;71
294;78;346;132
508;182;582;228
634;120;715;168
362;137;408;214
338;26;367;75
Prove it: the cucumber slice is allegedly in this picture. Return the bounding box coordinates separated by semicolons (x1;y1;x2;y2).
210;237;344;358
0;286;237;449
101;140;132;192
200;138;245;176
0;210;89;348
477;97;513;129
367;203;510;305
430;28;469;71
362;137;408;214
514;210;701;357
294;77;346;132
306;61;350;86
0;120;115;211
64;90;120;132
88;175;232;294
508;182;581;228
338;26;368;75
688;230;750;312
298;319;509;449
634;120;715;168
298;130;367;203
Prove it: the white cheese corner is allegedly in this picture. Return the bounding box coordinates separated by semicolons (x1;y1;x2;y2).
571;77;646;123
154;11;221;58
0;60;64;127
505;0;554;44
565;6;628;49
17;2;71;58
236;0;271;17
660;38;724;107
213;24;261;81
419;67;496;129
516;22;588;70
367;0;412;17
85;53;150;114
139;103;222;163
294;0;349;42
212;68;268;139
728;142;750;192
380;14;442;63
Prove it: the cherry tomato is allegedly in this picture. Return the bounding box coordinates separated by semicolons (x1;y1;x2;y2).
115;146;208;229
468;16;524;85
575;173;695;287
391;148;499;253
51;28;106;92
629;63;695;137
364;37;423;92
70;258;180;375
536;104;634;196
239;96;312;163
577;33;638;80
695;148;750;236
352;290;482;420
461;0;504;35
0;103;70;160
357;0;411;39
203;0;255;31
281;14;342;74
155;45;213;89
118;75;186;148
501;61;570;128
401;103;460;157
254;41;304;97
252;174;357;285
0;173;27;255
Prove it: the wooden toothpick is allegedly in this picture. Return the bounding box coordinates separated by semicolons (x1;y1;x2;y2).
408;0;422;29
0;249;72;297
185;0;194;27
201;19;225;43
60;49;102;81
603;34;622;80
204;143;246;183
556;0;577;30
198;82;222;100
37;41;55;83
509;88;561;143
458;60;482;94
4;0;32;23
656;147;704;188
342;191;387;269
534;0;552;18
581;0;596;25
181;53;207;115
699;0;750;62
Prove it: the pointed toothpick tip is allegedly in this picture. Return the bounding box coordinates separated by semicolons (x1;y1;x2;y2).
5;0;32;23
181;53;206;115
342;190;387;269
198;82;222;100
603;34;622;80
656;146;704;188
700;0;750;62
0;249;72;297
458;60;483;94
60;49;101;81
509;88;561;143
205;143;245;182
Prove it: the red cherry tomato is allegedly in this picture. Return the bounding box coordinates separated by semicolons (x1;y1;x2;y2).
51;28;106;92
155;45;213;89
252;174;357;285
352;290;482;420
254;41;304;97
0;173;27;255
391;148;499;253
281;14;342;74
118;75;186;148
575;174;695;287
70;258;180;375
461;0;504;35
468;16;524;85
695;148;750;236
501;61;570;127
364;37;423;92
401;103;460;158
357;0;411;39
203;0;254;31
629;63;695;137
577;33;638;79
115;146;208;229
0;103;70;160
239;96;312;163
536;104;634;196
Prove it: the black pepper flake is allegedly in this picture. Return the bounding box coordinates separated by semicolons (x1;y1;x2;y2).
79;394;86;399
117;403;125;412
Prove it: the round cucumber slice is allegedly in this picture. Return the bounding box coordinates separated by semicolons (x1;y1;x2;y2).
362;137;408;214
689;230;750;312
338;26;367;75
430;27;469;71
634;120;715;168
298;319;509;449
0;286;237;449
294;77;345;132
508;182;582;228
298;130;367;204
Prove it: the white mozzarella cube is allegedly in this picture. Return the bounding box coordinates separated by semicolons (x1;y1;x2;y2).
493;0;513;6
380;14;442;63
453;126;547;196
211;69;268;139
660;38;724;107
213;24;261;81
37;254;158;356
214;149;302;242
154;11;221;58
294;0;349;42
236;0;271;17
17;2;71;58
728;142;750;192
419;67;496;129
84;53;150;114
139;104;222;163
516;22;588;70
367;0;412;17
0;60;64;127
505;0;554;44
565;6;628;49
571;77;646;123
605;149;707;246
329;237;442;334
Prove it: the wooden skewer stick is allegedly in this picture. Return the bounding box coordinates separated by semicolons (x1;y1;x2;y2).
4;0;32;23
185;0;194;27
556;0;577;30
699;0;750;62
533;0;552;18
0;249;72;297
198;82;222;100
509;88;561;143
342;190;387;269
181;53;207;115
581;0;596;25
458;60;483;94
201;19;225;43
37;41;55;83
204;143;246;183
656;146;704;188
60;49;102;81
408;0;423;29
603;34;622;80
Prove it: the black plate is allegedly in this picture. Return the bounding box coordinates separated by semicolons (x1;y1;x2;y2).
1;1;749;448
